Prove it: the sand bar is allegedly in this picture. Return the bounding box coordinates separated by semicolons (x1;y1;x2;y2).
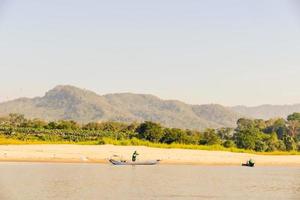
0;144;299;166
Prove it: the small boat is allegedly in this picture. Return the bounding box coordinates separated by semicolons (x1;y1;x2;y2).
109;159;160;165
242;163;255;167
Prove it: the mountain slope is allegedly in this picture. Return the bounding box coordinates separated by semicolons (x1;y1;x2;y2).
0;85;241;129
103;93;223;129
232;104;300;119
192;104;241;128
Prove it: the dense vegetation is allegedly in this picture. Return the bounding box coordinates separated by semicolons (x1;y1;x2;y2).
0;113;300;153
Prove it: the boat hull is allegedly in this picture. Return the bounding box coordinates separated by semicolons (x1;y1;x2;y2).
109;159;159;165
242;163;255;167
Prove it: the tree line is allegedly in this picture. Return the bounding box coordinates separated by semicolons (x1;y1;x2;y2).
0;113;299;152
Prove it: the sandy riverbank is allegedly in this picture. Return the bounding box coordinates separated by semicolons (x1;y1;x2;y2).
0;144;299;166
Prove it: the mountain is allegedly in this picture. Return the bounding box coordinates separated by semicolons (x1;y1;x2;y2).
231;104;300;120
0;85;241;130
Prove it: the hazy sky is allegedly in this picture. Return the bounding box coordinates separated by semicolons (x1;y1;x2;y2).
0;0;300;106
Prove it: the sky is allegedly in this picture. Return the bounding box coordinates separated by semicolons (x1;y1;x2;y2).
0;0;300;106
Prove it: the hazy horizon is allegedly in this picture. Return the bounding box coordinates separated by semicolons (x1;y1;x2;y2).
1;0;300;106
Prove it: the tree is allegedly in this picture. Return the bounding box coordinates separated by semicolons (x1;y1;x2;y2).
287;113;300;122
236;118;254;130
287;120;300;137
172;129;191;144
184;130;201;145
253;119;266;131
297;142;300;151
101;121;127;132
223;140;235;148
30;118;47;129
265;132;280;152
8;113;27;127
125;122;139;132
46;121;58;129
161;128;181;144
282;134;297;151
234;121;263;150
287;113;300;138
264;118;287;139
200;129;221;145
254;140;268;152
136;121;163;142
217;128;234;140
56;120;79;130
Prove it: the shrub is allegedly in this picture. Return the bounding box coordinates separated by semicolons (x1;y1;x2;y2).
223;140;235;148
136;121;164;142
255;141;268;152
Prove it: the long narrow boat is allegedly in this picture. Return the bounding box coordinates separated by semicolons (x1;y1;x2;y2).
109;159;160;165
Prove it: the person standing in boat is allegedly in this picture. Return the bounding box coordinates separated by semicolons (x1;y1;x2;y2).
247;158;255;166
132;151;139;162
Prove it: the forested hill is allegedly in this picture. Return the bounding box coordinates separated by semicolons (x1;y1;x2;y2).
0;85;240;130
0;85;299;129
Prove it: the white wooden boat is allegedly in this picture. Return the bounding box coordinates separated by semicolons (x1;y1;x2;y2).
109;159;160;165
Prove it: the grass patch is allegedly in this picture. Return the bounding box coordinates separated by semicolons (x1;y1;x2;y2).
0;135;75;145
0;136;299;155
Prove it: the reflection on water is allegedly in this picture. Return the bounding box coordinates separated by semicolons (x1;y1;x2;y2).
0;163;299;200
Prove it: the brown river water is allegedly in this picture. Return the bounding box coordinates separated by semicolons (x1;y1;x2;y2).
0;162;299;200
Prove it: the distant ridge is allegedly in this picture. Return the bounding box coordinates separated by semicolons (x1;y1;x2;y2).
231;104;300;120
0;85;241;130
0;85;298;129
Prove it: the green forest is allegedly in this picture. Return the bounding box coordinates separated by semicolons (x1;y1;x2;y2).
0;113;300;153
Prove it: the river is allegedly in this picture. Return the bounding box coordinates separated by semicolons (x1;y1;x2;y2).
0;162;299;199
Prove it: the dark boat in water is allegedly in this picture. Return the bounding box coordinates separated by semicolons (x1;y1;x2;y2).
242;163;255;167
109;159;160;165
242;159;255;167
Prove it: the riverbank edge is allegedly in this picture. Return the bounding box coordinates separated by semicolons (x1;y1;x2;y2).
0;144;300;166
